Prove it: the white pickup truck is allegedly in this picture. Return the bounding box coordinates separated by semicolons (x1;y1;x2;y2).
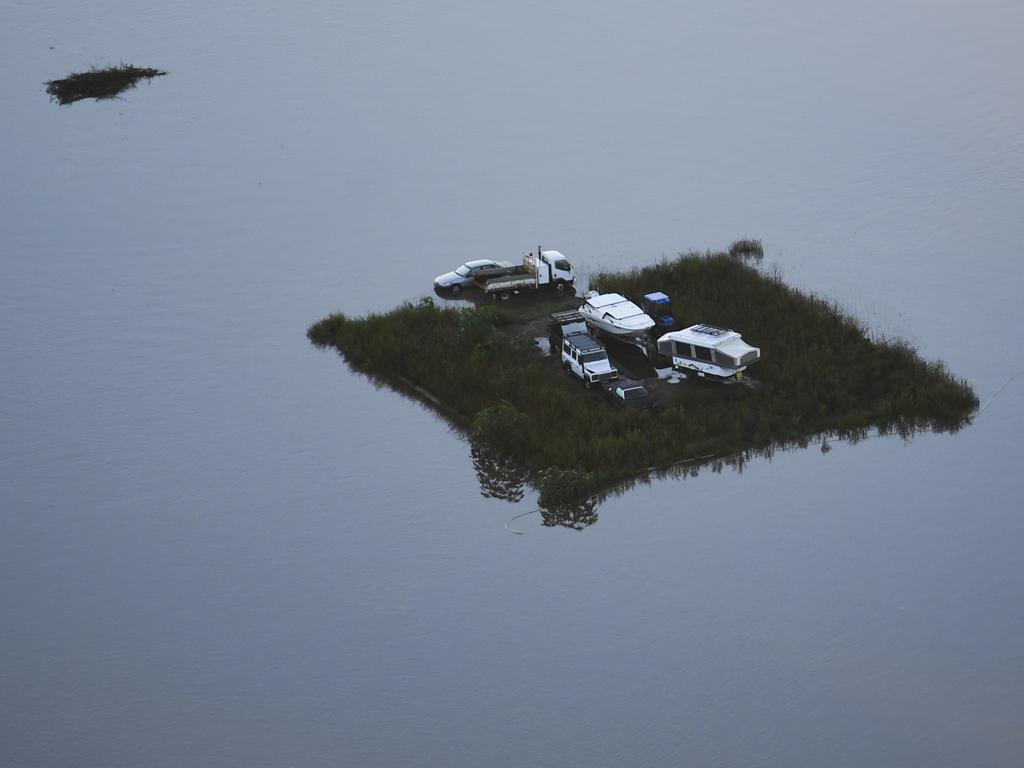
560;333;618;389
474;248;575;300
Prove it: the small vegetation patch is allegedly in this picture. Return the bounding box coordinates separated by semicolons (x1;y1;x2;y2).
309;247;977;506
728;238;764;261
45;64;166;105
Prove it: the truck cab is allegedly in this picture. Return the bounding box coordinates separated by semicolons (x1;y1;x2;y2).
561;334;618;389
526;249;575;290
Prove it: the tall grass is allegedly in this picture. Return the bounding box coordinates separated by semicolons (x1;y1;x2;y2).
309;251;978;503
728;239;764;260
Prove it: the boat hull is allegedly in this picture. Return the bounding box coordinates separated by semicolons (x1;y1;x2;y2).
578;312;655;340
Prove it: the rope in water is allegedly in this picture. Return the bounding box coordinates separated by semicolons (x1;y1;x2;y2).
503;509;537;535
980;368;1024;413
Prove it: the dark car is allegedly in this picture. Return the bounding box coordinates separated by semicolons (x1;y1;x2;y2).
603;379;656;409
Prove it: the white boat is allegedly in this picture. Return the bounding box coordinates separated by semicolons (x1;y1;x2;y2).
578;292;656;340
656;324;760;379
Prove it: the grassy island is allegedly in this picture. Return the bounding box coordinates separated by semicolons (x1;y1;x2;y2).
45;64;166;105
309;246;977;511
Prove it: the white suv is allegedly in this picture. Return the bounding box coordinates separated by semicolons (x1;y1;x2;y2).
561;334;618;389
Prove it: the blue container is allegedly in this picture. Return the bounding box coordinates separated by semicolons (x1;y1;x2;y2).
642;291;675;327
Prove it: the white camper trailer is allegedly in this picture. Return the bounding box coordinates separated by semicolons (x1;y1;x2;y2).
656;324;760;380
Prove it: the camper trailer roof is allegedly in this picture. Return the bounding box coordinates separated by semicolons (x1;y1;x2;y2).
658;324;749;348
692;324;729;336
716;337;759;359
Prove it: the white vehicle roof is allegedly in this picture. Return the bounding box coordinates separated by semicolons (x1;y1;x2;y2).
540;250;566;260
659;324;757;354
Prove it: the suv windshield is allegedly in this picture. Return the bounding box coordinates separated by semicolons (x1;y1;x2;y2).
581;351;607;364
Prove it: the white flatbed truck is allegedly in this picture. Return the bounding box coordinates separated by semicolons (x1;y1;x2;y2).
474;248;575;300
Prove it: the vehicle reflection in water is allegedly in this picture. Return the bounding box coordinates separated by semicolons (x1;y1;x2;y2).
433;285;482;305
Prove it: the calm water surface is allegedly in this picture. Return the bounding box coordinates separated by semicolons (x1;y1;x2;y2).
2;1;1023;766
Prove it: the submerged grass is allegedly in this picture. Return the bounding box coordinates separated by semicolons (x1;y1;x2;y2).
309;249;977;502
45;64;166;105
728;238;764;261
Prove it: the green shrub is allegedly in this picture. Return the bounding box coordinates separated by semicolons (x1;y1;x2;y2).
46;64;166;105
728;239;764;260
471;401;533;456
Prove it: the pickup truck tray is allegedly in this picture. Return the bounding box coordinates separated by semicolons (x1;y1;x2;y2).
475;265;535;291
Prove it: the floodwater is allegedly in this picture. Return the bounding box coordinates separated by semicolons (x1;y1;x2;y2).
2;1;1023;765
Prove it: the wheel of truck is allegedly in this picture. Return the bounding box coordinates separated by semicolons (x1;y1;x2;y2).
563;362;572;375
584;378;593;390
500;291;512;301
554;280;567;293
450;283;462;295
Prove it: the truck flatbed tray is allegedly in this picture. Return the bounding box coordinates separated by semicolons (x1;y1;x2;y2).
482;275;535;290
474;265;523;280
